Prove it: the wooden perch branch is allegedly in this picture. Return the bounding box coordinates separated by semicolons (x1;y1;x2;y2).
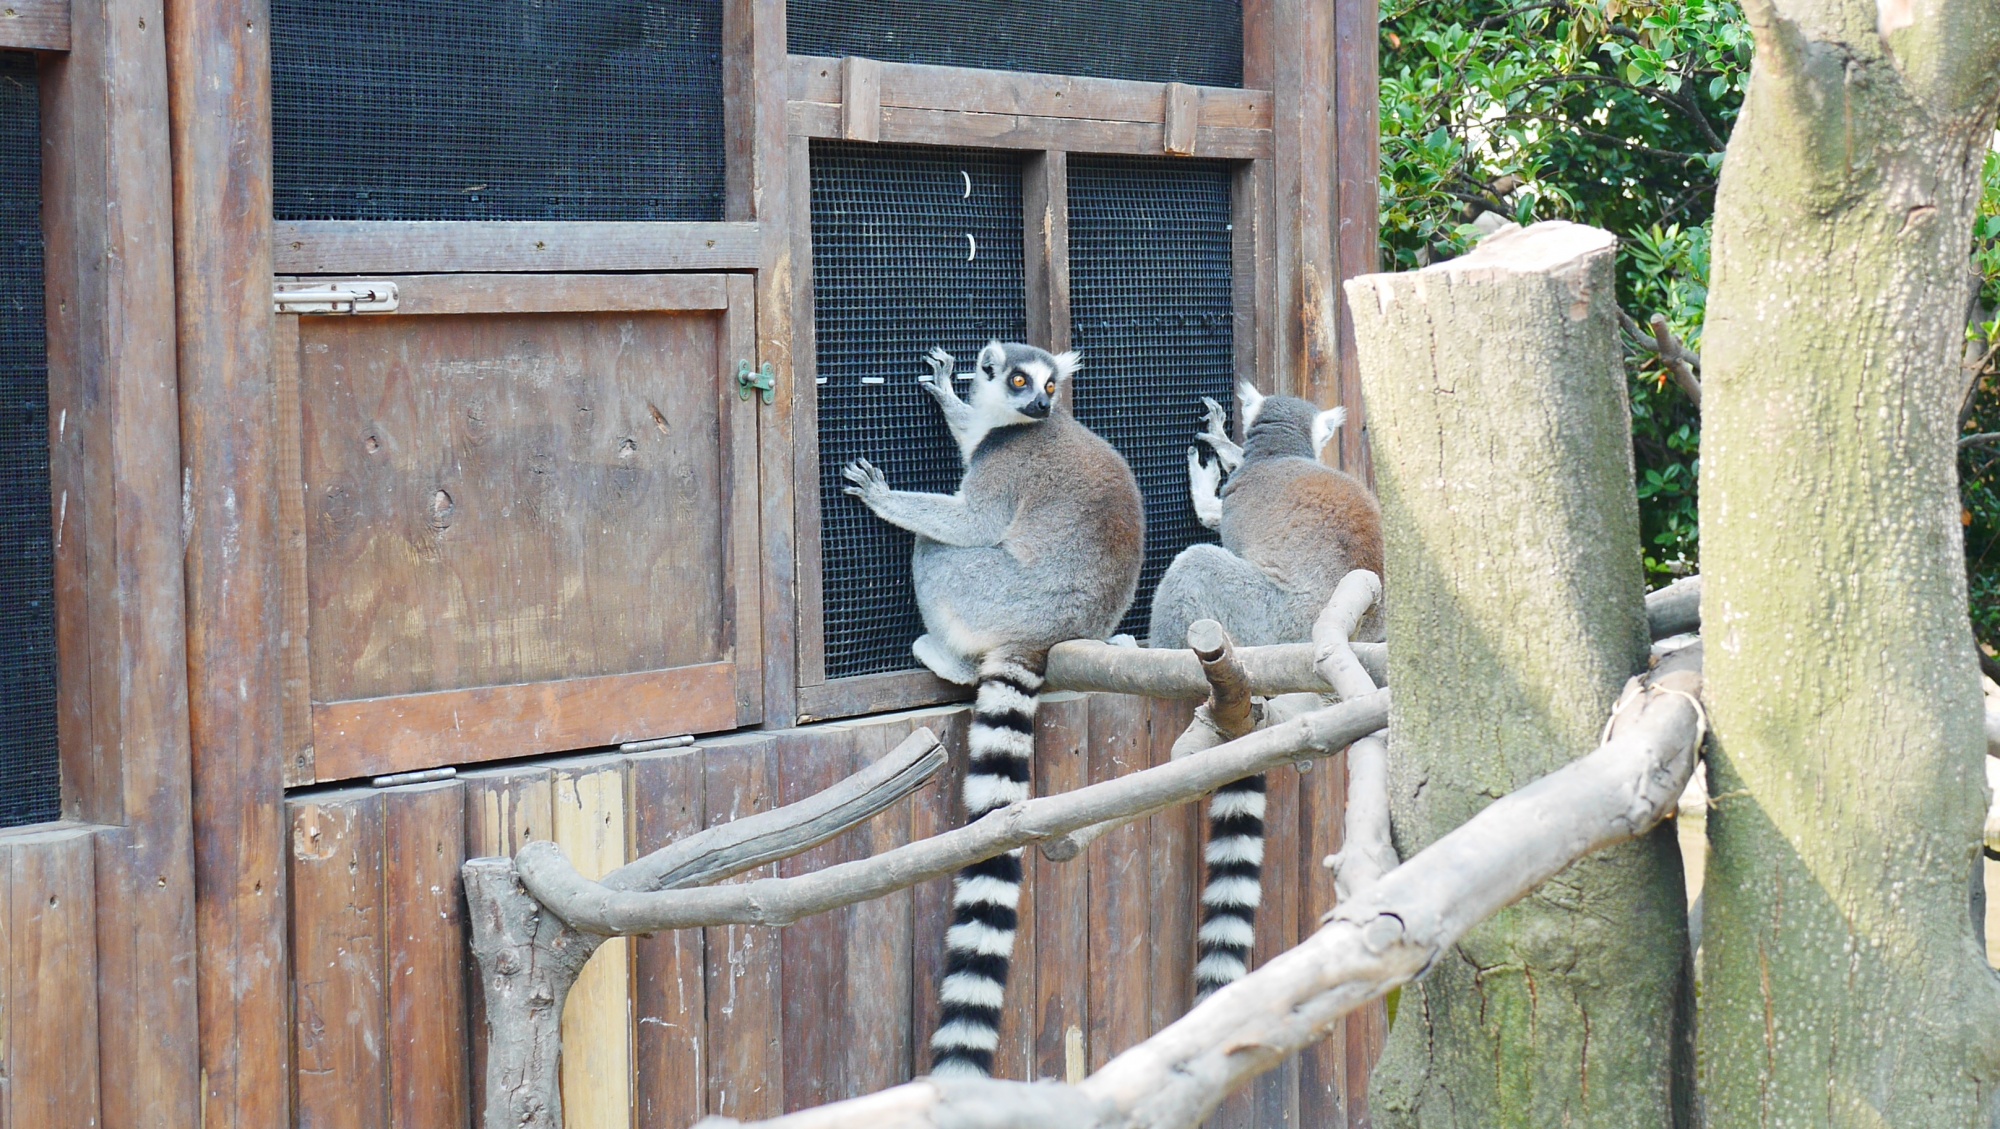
465;728;946;1129
1050;619;1261;862
1645;574;1701;639
514;692;1389;935
1045;636;1386;698
1313;571;1398;899
696;654;1705;1129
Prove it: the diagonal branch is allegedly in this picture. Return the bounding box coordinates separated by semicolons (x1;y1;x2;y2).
694;652;1705;1129
514;692;1390;936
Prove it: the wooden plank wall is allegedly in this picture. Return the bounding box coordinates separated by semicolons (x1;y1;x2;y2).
0;825;103;1126
286;698;1364;1128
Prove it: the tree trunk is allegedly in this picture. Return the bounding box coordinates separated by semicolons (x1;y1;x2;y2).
1344;221;1693;1127
1697;2;2000;1122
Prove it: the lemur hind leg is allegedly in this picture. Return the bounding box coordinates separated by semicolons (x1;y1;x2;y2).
912;634;980;685
1147;543;1307;649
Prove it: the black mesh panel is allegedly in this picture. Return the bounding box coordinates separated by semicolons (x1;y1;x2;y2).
812;143;1027;680
789;0;1242;88
1068;156;1235;639
0;53;58;829
271;0;725;222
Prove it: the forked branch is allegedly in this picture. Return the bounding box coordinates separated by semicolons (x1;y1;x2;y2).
694;651;1706;1129
514;692;1390;935
1313;571;1398;899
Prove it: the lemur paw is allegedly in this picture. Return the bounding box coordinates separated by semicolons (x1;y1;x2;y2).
921;346;955;384
841;458;889;504
1200;395;1229;437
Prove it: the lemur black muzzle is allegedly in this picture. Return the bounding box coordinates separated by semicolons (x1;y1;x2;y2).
1022;396;1051;419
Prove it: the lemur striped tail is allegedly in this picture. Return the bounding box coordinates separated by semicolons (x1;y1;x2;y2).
929;655;1043;1077
1193;772;1266;996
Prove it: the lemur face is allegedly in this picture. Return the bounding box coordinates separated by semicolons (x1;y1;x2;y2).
968;341;1080;426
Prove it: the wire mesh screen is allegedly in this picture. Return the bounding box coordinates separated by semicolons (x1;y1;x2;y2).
789;0;1243;87
1068;156;1236;639
0;53;58;829
812;142;1027;680
270;0;725;222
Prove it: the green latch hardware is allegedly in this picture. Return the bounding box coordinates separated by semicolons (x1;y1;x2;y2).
737;360;777;404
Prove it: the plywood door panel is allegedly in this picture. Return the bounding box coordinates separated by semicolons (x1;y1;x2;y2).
0;826;101;1128
285;273;764;779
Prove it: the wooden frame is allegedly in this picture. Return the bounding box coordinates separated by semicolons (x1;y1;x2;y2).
780;57;1280;720
272;272;765;783
0;0;69;51
787;56;1274;158
35;0;201;1116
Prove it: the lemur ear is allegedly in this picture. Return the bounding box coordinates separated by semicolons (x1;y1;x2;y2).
1237;381;1267;427
1051;350;1082;383
1312;407;1347;455
977;340;1006;373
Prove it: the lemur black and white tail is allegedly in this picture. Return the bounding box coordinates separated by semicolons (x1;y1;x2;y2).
1193;773;1266;996
929;654;1043;1077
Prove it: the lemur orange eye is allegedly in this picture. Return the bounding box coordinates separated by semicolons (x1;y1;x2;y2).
1010;373;1027;389
1044;382;1055;396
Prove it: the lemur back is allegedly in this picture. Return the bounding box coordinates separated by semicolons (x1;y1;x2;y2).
842;341;1142;1076
1147;388;1383;999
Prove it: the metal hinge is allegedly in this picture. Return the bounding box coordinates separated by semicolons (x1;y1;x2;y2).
737;360;776;404
273;280;399;315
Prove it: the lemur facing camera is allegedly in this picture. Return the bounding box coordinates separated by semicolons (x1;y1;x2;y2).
1148;382;1384;999
842;341;1143;1077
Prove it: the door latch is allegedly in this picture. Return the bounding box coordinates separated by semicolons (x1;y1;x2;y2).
737;360;777;404
273;281;399;315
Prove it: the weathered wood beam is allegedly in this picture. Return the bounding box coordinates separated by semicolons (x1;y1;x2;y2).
694;656;1704;1129
1044;637;1383;698
513;692;1389;935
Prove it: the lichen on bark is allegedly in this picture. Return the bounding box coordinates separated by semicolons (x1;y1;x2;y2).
1697;1;2000;1124
1346;222;1694;1127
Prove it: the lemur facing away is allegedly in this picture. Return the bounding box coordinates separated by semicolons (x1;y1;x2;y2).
1148;383;1384;998
842;341;1144;1077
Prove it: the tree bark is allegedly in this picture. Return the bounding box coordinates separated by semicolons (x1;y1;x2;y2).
1697;2;2000;1121
1344;221;1693;1127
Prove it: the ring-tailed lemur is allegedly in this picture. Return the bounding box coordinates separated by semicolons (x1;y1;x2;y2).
843;341;1144;1076
1149;382;1384;998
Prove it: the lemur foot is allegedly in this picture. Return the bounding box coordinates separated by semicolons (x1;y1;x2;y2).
912;634;980;685
842;458;890;507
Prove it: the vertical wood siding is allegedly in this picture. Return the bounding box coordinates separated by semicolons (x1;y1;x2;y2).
285;697;1373;1127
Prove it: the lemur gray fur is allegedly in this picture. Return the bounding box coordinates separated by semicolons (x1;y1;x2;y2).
1148;382;1384;998
842;341;1144;1077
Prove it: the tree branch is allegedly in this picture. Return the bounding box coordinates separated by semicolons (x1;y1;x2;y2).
1646;574;1702;639
694;654;1705;1129
1313;572;1399;899
1044;637;1386;698
1619;309;1703;408
515;692;1390;936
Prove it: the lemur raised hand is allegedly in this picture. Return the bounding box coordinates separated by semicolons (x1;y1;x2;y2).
1149;382;1384;999
843;341;1144;1077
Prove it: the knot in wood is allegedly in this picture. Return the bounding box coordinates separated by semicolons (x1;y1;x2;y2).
494;952;521;976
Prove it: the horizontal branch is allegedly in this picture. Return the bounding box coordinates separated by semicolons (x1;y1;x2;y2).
1044;638;1384;698
697;651;1705;1129
1645;574;1701;639
516;692;1390;935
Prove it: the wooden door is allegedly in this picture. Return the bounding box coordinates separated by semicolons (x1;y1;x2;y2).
274;273;763;783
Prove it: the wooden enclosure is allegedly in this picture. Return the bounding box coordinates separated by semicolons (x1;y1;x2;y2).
0;0;1385;1124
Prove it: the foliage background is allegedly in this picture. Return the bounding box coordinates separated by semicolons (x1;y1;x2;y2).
1377;0;1999;659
